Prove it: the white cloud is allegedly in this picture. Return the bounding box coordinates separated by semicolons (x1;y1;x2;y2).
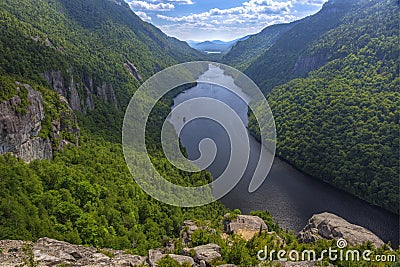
293;0;327;7
158;11;297;41
126;0;326;41
243;0;293;12
135;11;152;21
166;0;194;4
128;1;174;11
157;0;294;25
159;23;261;41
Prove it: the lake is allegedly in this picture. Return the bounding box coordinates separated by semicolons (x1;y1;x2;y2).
169;65;399;246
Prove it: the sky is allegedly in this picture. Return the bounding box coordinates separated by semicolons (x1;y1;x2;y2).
124;0;328;41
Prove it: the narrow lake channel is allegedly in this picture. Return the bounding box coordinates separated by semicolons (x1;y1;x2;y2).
169;66;399;246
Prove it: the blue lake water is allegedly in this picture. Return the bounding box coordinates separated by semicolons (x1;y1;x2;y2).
169;67;399;246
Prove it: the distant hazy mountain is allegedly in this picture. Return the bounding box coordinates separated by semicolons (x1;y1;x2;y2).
187;36;249;54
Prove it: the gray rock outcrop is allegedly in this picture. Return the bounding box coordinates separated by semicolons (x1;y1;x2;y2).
0;238;147;267
125;60;143;81
43;71;119;113
148;249;195;266
293;54;328;77
223;214;268;234
0;84;52;162
0;213;388;266
97;82;118;108
297;212;385;247
187;244;221;265
0;83;79;162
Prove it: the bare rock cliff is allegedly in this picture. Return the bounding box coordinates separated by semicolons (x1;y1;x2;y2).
43;71;119;113
0;83;52;162
0;82;79;162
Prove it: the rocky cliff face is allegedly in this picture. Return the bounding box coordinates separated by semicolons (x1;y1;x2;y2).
43;71;82;112
0;82;79;163
125;61;143;81
0;83;52;162
43;70;119;113
293;53;328;77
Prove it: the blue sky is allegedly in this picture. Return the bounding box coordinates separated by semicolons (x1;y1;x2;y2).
124;0;328;41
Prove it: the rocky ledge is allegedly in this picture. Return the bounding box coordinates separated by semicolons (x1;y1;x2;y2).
297;212;385;247
0;213;387;266
223;214;268;241
0;238;225;267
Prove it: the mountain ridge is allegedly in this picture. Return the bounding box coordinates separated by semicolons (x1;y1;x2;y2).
0;0;398;262
241;0;399;213
187;36;250;55
0;0;205;141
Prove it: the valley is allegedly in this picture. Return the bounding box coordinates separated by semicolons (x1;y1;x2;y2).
0;0;398;266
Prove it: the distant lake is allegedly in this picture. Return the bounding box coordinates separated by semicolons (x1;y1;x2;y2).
169;66;399;246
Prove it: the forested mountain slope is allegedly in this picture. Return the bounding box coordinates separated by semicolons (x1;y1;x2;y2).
222;22;295;70
228;0;360;94
0;0;222;253
247;0;399;213
0;0;204;141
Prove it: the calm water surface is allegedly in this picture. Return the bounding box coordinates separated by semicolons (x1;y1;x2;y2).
169;66;399;246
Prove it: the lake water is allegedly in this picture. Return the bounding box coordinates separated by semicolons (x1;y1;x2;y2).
169;66;399;246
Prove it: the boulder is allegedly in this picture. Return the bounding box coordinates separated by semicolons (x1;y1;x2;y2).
148;249;195;266
0;240;29;266
112;253;147;266
148;249;164;266
181;220;201;246
297;212;385;247
192;244;221;265
223;214;268;240
169;255;196;266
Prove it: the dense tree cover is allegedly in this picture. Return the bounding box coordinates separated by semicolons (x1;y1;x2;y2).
248;0;399;213
0;0;398;265
240;0;360;94
1;145;398;265
0;0;221;255
0;0;218;254
222;23;294;71
0;75;21;102
0;135;229;255
0;0;205;141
